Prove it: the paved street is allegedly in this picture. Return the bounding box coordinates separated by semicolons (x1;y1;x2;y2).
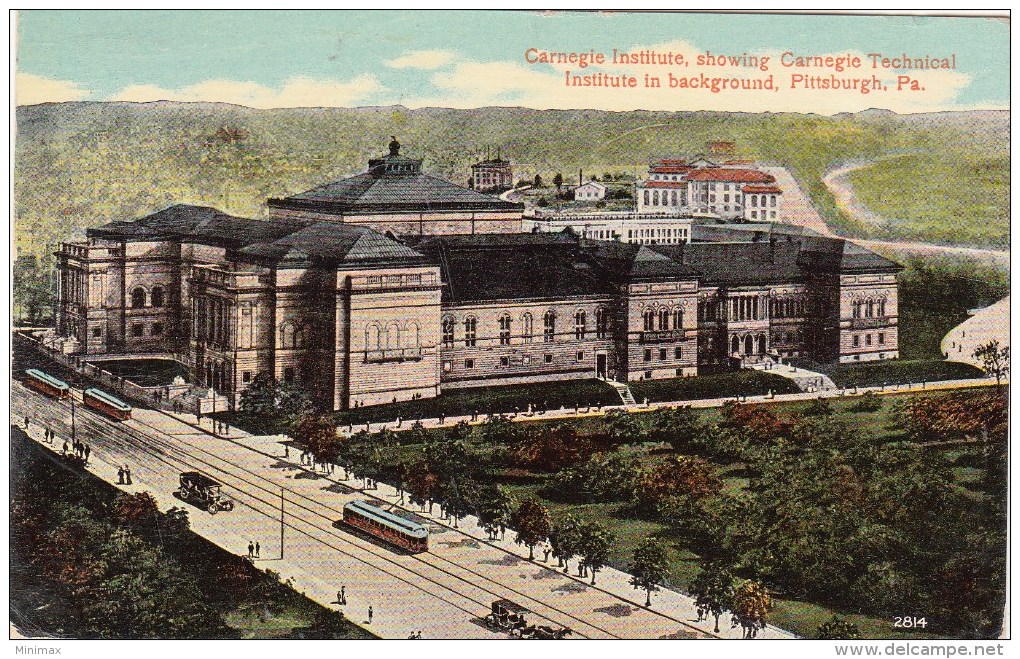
12;380;795;640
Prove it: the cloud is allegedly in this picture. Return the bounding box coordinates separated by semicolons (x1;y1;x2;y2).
16;73;92;105
384;50;457;70
396;40;977;115
109;75;385;109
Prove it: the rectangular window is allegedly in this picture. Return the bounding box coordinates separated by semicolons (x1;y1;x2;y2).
523;355;531;366
92;327;102;338
464;317;477;347
866;334;873;346
131;323;144;337
576;351;584;362
674;346;682;359
543;313;555;342
405;274;421;285
659;348;667;360
644;348;652;362
443;361;452;373
878;333;885;345
151;323;163;336
242;371;252;383
283;367;295;383
499;356;510;368
544;354;553;364
645;370;653;379
464;358;474;369
853;335;860;347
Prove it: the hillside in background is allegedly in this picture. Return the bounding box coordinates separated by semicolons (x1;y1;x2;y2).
14;102;1009;258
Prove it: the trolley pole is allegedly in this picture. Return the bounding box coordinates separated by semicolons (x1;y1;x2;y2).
70;396;76;445
280;487;285;560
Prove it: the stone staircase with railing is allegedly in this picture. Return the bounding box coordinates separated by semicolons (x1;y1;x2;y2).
606;379;637;405
748;356;837;392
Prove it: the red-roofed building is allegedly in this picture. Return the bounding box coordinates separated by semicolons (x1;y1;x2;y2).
636;159;783;220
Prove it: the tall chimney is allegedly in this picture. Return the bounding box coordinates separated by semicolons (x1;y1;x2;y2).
579;168;583;185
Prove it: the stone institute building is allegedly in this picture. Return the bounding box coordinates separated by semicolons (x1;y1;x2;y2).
56;141;901;410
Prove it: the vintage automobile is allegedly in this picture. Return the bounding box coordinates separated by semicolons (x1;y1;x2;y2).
178;471;234;514
484;599;531;635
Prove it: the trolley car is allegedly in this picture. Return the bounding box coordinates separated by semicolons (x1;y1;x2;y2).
83;387;132;421
24;369;70;400
341;500;429;553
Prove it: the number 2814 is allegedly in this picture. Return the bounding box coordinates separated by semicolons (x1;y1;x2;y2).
894;616;928;629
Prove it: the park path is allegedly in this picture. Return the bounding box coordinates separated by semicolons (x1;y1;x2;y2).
941;296;1010;368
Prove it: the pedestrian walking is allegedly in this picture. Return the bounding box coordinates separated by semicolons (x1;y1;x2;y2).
224;422;230;435
340;586;346;605
337;590;344;606
117;466;125;484
62;441;69;455
248;541;254;559
255;541;260;558
368;606;373;624
24;415;30;429
284;444;289;458
124;465;132;485
84;444;91;465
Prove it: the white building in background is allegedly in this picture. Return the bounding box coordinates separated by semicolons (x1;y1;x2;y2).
525;212;692;245
634;157;784;222
574;180;607;201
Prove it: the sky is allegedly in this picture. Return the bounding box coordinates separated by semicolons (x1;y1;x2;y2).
14;10;1010;114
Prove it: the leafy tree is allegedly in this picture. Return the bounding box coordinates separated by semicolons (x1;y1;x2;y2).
113;492;190;548
512;423;593;472
804;397;833;417
630;535;670;607
634;455;722;513
850;391;883;413
575;520;615;585
974;340;1009;385
553;172;564;191
13;255;53;325
404;460;439;512
238;373;312;433
511;498;552;560
604;409;646;444
691;560;735;632
649;405;702;451
536;196;549;207
477;485;515;540
441;476;479;528
215;125;249;144
731;580;773;638
294;413;338;465
547;452;638;503
549;514;581;572
423;430;470;482
478;414;523;446
817;616;862;639
533;174;543;188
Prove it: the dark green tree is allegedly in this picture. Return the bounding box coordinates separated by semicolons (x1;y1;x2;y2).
691;560;735;632
630;536;670;607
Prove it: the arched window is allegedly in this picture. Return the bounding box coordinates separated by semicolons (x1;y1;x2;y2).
595;307;608;339
744;335;754;355
366;323;382;351
543;310;556;342
404;321;420;349
281;322;296;349
757;333;767;355
522;313;534;343
652;190;659;206
295;325;306;349
771;195;777;207
671;191;678;206
150;286;164;308
866;299;875;318
499;314;512;346
878;298;886;317
464;317;477;347
731;335;741;354
574;310;586;340
442;316;455;348
852;300;861;318
658;308;670;331
643;190;650;206
641;308;654;332
131;287;146;309
673;307;683;330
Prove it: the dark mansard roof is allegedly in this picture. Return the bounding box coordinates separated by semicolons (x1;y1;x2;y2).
266;143;521;215
88;204;425;267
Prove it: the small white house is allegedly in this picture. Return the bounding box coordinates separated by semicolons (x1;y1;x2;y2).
574;181;607;201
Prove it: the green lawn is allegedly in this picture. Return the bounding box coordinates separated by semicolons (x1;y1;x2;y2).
629;371;800;404
848;152;1009;248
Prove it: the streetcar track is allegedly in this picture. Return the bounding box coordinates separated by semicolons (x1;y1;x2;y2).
14;380;719;639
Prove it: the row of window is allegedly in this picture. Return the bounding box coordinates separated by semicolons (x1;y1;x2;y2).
748;195;778;207
644;346;683;362
642;307;684;331
851;298;888;318
643;189;685;206
446;350;591;371
130;285;166;309
365;273;422;286
748;210;777;220
852;332;886;348
442;310;609;348
129;322;163;338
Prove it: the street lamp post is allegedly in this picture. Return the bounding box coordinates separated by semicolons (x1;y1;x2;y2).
280;487;285;560
70;396;76;446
